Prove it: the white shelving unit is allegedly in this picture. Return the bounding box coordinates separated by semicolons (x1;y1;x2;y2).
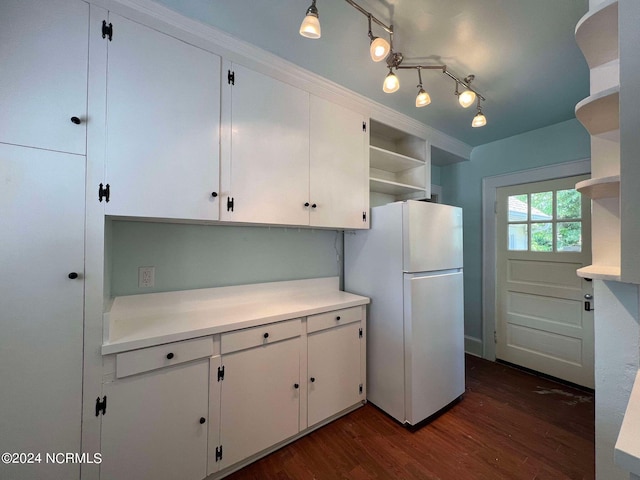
368;120;429;206
574;0;622;281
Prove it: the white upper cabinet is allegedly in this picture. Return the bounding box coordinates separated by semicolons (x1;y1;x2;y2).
309;96;369;229
221;63;310;225
103;13;220;221
0;0;88;154
221;63;369;228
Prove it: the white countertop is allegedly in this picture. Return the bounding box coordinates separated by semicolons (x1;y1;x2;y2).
615;369;640;476
102;277;369;355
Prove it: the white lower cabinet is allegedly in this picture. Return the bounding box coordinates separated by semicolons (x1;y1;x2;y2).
307;309;364;427
100;308;365;479
100;344;212;480
216;319;302;470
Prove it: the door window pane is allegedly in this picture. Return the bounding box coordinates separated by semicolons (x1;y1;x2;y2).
557;189;581;219
530;191;553;220
508;194;529;222
508;224;528;250
531;223;553;252
557;222;582;252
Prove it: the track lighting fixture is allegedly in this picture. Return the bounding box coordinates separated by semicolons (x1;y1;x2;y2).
367;15;390;62
299;0;321;39
383;68;400;93
299;0;488;127
457;75;477;108
415;68;431;107
472;98;487;127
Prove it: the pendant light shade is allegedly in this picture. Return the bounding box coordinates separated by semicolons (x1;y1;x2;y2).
383;69;400;93
415;88;431;107
370;36;390;62
472;111;487;127
458;89;476;108
300;1;321;39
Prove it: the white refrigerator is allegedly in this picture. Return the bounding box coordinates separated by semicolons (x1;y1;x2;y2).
345;200;465;426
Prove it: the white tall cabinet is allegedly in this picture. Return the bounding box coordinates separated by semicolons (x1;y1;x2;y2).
0;145;85;480
0;1;88;479
103;13;221;221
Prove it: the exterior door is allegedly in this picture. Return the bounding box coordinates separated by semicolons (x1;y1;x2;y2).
496;175;593;388
0;144;85;480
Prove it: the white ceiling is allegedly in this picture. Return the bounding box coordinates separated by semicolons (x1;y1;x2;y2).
155;0;590;147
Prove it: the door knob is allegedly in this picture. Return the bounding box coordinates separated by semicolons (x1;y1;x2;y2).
304;202;310;207
70;116;81;125
263;332;269;339
199;417;206;424
584;294;593;300
211;192;218;198
294;383;299;389
68;272;79;279
310;377;315;383
166;352;174;360
311;203;317;209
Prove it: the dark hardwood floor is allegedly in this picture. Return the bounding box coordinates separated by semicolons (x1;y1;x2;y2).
226;355;594;480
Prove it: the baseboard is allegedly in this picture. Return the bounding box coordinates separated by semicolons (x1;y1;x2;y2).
464;336;483;357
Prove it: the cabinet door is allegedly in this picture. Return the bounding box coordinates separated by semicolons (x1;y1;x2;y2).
0;0;88;154
309;96;369;229
104;13;220;221
219;338;300;469
0;144;84;480
100;360;210;480
222;63;310;225
307;322;363;427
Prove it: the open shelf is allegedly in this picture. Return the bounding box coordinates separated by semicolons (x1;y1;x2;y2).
575;86;620;135
575;0;618;68
577;264;621;281
369;177;426;196
576;175;620;199
369;145;424;173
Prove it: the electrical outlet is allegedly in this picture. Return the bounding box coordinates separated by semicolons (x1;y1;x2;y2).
138;266;155;288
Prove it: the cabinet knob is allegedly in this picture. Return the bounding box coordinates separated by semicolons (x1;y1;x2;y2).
304;202;310;207
211;192;218;198
68;272;79;279
336;316;341;321
166;352;174;360
199;417;206;424
263;332;269;339
294;383;299;389
310;377;315;383
70;116;81;125
311;203;317;209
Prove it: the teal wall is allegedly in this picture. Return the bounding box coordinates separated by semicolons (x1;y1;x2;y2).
440;118;590;340
109;221;343;297
431;165;442;186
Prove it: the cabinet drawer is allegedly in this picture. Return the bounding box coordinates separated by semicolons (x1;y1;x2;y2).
307;307;362;334
221;318;301;355
116;336;214;379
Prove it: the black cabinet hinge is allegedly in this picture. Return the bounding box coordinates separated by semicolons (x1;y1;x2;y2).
102;20;113;41
228;70;235;85
359;384;363;394
217;365;225;381
362;121;367;132
226;197;234;212
95;396;107;416
99;183;110;203
359;328;363;338
362;211;367;222
215;445;223;462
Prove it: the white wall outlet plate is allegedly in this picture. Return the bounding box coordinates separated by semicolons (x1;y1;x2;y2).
138;266;155;288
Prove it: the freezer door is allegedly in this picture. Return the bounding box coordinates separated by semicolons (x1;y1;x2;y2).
403;201;463;273
404;270;465;425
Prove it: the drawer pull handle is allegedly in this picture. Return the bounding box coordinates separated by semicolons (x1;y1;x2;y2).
294;383;299;389
199;417;206;424
310;377;315;383
263;332;269;339
166;352;174;360
336;316;341;321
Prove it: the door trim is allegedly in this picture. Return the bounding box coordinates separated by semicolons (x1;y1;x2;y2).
481;159;590;360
